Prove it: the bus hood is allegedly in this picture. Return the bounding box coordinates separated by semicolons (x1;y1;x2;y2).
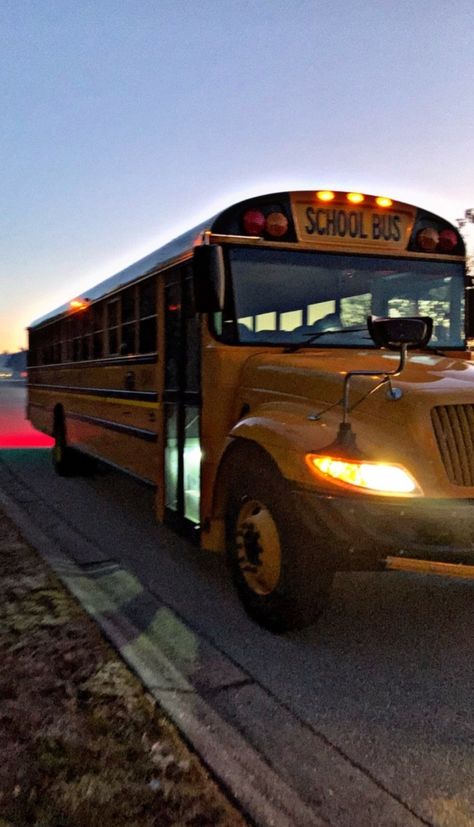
234;348;474;497
239;349;474;413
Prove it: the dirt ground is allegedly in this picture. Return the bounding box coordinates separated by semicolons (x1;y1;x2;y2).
0;510;247;827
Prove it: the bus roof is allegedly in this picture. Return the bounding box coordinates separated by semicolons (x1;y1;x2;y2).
29;189;465;329
29;218;213;328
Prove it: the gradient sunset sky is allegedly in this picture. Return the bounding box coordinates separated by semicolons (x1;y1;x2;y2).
2;0;473;352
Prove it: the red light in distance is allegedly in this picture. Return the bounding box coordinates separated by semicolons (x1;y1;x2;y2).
0;431;54;449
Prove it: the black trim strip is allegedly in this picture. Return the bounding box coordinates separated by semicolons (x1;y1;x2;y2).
163;390;202;405
67;411;158;442
28;383;158;403
28;354;157;369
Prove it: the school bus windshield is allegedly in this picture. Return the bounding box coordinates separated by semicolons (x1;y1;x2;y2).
220;247;465;348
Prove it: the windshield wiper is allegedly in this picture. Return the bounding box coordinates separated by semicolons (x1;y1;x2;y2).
284;327;368;353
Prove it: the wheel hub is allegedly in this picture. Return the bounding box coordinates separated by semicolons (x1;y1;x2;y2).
235;499;281;595
240;521;263;567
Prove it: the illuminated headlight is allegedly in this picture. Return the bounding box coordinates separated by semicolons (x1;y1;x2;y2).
306;454;421;495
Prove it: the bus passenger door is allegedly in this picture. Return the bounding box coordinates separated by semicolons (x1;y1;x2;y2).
163;267;201;532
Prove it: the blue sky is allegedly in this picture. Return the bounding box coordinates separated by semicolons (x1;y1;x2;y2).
1;0;473;351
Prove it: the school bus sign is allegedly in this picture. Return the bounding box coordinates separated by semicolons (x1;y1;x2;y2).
291;192;416;253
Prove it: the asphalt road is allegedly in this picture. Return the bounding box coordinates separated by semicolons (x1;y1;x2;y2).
1;384;473;826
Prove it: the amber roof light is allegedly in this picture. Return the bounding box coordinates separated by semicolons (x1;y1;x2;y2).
375;196;393;208
316;190;335;202
347;192;364;204
69;299;89;311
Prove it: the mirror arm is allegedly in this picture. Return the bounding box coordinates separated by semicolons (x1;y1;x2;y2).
342;343;407;423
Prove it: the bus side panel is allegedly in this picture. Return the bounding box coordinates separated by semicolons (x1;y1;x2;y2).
27;361;161;486
65;414;159;484
27;387;53;437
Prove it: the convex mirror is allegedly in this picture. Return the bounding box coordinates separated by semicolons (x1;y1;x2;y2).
367;315;433;350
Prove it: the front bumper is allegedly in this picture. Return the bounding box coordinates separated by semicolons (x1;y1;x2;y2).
294;488;474;569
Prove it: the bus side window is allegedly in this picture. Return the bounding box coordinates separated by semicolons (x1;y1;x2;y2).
255;312;276;332
107;298;120;356
137;278;157;354
120;286;137;355
279;310;302;331
340;293;372;327
92;303;104;359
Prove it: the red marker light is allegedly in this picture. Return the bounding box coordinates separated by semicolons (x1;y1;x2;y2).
437;229;458;253
242;210;265;236
265;211;289;237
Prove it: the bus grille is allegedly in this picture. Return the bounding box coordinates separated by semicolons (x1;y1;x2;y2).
431;405;474;486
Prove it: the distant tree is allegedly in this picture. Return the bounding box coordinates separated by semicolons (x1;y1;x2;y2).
6;351;27;372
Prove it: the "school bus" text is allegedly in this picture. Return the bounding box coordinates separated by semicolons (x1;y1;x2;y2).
305;208;401;242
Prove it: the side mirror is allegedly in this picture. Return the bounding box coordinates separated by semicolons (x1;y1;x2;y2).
367;315;433;350
193;245;225;313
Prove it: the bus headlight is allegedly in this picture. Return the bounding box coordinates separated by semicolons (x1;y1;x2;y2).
306;454;421;495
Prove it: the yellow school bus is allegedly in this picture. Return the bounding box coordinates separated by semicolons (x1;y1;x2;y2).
28;189;474;631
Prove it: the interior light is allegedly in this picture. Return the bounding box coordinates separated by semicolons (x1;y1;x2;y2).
316;190;335;202
416;227;439;252
375;196;393;208
183;442;202;463
265;211;289;237
306;454;419;495
347;192;364;204
242;209;266;235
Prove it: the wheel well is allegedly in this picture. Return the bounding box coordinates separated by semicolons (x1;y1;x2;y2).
212;438;281;523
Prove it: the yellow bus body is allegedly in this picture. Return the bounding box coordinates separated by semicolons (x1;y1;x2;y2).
28;190;474;630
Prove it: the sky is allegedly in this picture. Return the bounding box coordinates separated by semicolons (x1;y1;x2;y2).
1;0;473;352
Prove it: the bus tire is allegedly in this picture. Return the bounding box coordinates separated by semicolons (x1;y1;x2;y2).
225;446;335;632
52;417;80;477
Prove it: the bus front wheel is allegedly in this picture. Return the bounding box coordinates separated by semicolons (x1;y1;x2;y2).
225;447;335;632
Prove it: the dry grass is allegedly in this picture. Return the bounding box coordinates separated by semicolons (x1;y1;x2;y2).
0;514;247;827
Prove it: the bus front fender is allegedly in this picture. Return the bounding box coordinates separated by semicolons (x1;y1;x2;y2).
205;412;310;552
228;412;312;486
